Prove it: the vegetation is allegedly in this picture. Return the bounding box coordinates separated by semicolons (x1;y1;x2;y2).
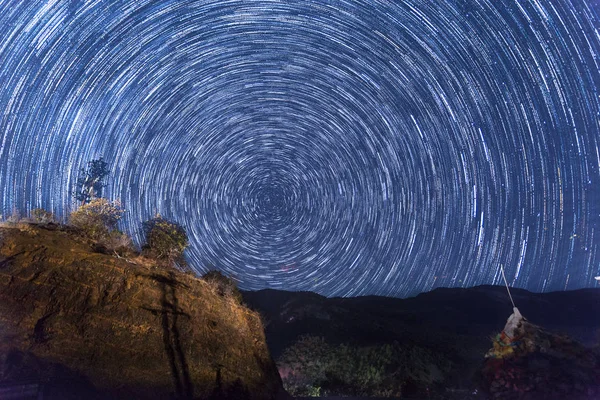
0;224;282;399
277;336;332;396
30;208;55;223
142;215;188;263
5;158;193;267
277;335;452;397
5;208;21;223
69;198;135;256
73;157;109;205
104;230;135;257
202;270;243;304
69;198;124;241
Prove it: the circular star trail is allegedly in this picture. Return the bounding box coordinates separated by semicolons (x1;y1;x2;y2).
1;0;600;297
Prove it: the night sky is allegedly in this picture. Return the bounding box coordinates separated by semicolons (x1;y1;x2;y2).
1;0;600;297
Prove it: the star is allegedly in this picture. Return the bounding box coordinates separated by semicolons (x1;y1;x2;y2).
1;0;599;297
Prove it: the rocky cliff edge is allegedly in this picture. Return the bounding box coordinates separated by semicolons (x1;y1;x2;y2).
0;223;287;399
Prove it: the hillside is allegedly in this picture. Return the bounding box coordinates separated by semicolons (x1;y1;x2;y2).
0;223;287;399
243;285;600;397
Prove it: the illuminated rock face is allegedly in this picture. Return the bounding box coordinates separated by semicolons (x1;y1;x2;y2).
482;314;600;400
0;224;287;399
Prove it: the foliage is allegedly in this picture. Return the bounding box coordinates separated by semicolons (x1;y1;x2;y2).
278;336;451;397
73;158;109;204
6;208;21;223
142;216;188;262
30;208;55;223
329;343;393;392
278;336;332;396
69;198;124;241
104;229;135;256
306;385;321;397
202;270;243;303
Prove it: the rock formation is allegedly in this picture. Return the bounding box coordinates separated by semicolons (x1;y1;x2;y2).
0;223;287;399
481;308;600;399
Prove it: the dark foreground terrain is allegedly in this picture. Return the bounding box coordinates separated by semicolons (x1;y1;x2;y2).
0;222;598;399
243;284;600;398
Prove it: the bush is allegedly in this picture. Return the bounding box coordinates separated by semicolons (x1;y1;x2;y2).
69;198;124;241
31;208;55;223
142;216;188;262
6;208;21;223
277;337;447;396
278;336;332;396
202;270;243;303
104;230;135;256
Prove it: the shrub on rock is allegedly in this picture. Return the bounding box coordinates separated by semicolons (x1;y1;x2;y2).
30;208;55;223
202;270;243;303
69;198;124;241
142;216;188;263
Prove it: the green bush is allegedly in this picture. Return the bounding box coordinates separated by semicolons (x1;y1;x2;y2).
277;336;449;397
142;216;188;262
69;198;124;241
278;336;332;396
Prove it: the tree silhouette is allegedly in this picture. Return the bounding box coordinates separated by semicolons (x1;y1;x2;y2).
73;158;109;205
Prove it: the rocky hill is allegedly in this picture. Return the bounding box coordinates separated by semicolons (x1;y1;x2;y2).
0;223;287;399
482;308;600;399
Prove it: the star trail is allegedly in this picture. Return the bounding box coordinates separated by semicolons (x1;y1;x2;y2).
1;0;600;297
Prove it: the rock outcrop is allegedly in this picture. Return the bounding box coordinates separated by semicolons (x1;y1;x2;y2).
481;308;600;399
0;223;287;399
